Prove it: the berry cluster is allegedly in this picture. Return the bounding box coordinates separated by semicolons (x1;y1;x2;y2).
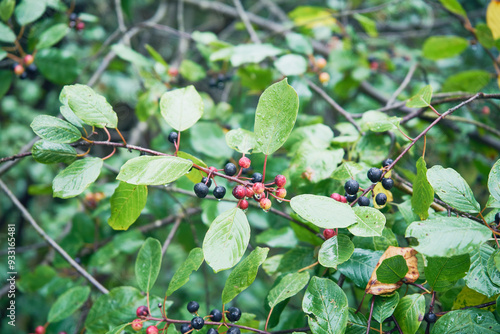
68;13;85;31
208;73;232;90
12;54;37;80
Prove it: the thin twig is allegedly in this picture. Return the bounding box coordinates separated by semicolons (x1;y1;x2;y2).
386;63;418;106
161;217;183;255
233;0;261;44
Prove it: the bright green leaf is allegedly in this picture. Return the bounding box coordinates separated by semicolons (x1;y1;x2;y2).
318;234;354;269
32;140;77;164
117;156;193;186
48;286;90;322
160;85;204;131
180;59;206;81
135;238;162;292
431;309;500;333
476;23;495;49
438;0;467;17
442;70;491;93
108;182;148;230
225;128;258;154
348;206;386;237
167;248;204;296
15;0;46;25
36;23;69;49
406;85;433;108
52;158;103;198
411;157;434;220
274;54;308;76
465;244;500;297
422;36;468;60
30;115;82;143
353;14;378;37
0;0;15;22
393;294;425;334
425;254;470;291
285;33;313;55
268;272;310;308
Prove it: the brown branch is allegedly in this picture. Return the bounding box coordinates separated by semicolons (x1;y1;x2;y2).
232;0;261;44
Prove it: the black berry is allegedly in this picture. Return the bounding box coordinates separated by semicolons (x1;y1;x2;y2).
382;178;394;190
375;193;387;206
209;77;217;88
191;317;204;330
251;173;263;183
344;180;359;195
367;168;382;183
213;186;226;199
226;307;241;322
26;64;37;79
194;183;209;198
136;305;149;317
187;301;199;313
202;177;212;188
424;312;437;323
345;193;357;203
168;132;178;144
210;309;223;322
495;212;500;225
19;72;28;80
69;13;78;21
207;329;218;334
227;327;240;334
224;163;237;176
180;324;191;334
382;158;393;167
358;196;370;206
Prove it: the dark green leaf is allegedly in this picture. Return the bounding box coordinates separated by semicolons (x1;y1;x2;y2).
393;294;425;334
30;115;82;143
425;254;470;291
488;159;500;202
431;309;500;333
52;158;103;198
167;248;204;296
160;85;204;131
318;234;354;269
338;249;384;288
0;70;12;99
411;157;434;220
48;286;90;322
268;272;310;308
36;23;69;49
0;0;15;22
422;36;468;60
32;140;77;164
190;122;233;159
117;156;193;186
108;182;148;230
135;238;162;292
372;292;399;324
35;48;79;85
15;0;46;25
180;59;206;81
465;244;500;297
376;255;409;284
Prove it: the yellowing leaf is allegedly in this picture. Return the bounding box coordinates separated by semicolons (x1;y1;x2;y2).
288;6;337;29
487;1;500;40
373;182;393;209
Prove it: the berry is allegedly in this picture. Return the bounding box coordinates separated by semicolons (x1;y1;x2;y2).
69;13;78;21
227;328;240;334
210;309;223;322
191;317;204;330
136;305;149;317
330;193;343;202
14;64;24;76
251;172;263;183
323;229;335;240
19;72;28;80
346;193;357;203
253;194;262;202
35;326;45;334
382;158;393;167
382;178;394;190
209;77;217;88
76;21;85;31
245;187;254;198
201;177;212;188
26;64;37;79
424;312;437;323
168;67;179;77
495;212;500;225
180;324;191;334
132;319;143;331
367;168;382;183
168;131;178;144
482;106;491;115
276;188;286;199
316;57;327;69
241;167;251;175
226;307;242;322
224;163;237;176
232;185;246;199
213;186;226;199
194;183;209;198
24;54;34;66
209;166;218;173
238;199;249;210
344;180;359;195
187;301;199;313
239;157;251;168
275;175;286;188
253;182;265;195
375;193;387;206
340;196;347;203
260;197;271;211
358;196;370;206
207;328;219;334
319;72;330;84
146;326;159;334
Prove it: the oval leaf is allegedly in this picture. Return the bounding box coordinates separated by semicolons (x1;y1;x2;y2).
464;244;500;298
117;156;193;186
411;157;434;220
274;54;308;76
15;0;46;25
35;48;79;85
488;159;500;202
376;255;409;284
406;85;433;108
225;128;258;154
203;208;250;273
0;22;15;43
425;254;470;292
36;23;69;49
32;140;77;164
431;309;500;333
108;182;148;231
135;238;162;292
30;115;82;143
372;292;399;324
48;286;90;323
318;234;354;269
268;271;310;308
167;248;204;296
422;36;468;60
348;206;386;237
160;85;204;131
52;158;103;198
393;294;425;334
338;249;384;288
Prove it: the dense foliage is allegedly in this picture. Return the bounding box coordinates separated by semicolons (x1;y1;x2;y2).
1;1;500;334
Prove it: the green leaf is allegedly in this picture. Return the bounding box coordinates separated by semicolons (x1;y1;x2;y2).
135;238;162;292
302;277;349;334
52;158;103;198
406;85;433;108
256;227;298;248
105;324;130;334
30;115;82;143
268;272;310;308
222;247;269;304
229;44;283;67
393;294;425;334
427;165;480;213
425;254;470;292
465;244;500;297
48;286;90;322
376;255;409;284
431;309;500;333
476;23;495;49
422;36;468;60
36;23;69;49
318;234;354;269
180;59;206;81
346;308;371;334
225;128;258;154
348;206;386;237
411;157;434;220
487;249;500;285
353;14;378;37
145;44;167;66
203;208;250;273
372;292;399;324
0;70;12;99
442;70;491;93
15;0;46;25
360;110;401;133
438;0;467;17
253;78;299;155
405;217;491;257
332;161;363;180
31;140;77;164
60;84;118;128
0;22;15;43
338;249;384;288
488;159;500;202
0;0;15;22
108;182;148;230
177;151;206;184
117;156;193;186
167;248;204;296
290;194;357;229
190;122;233;159
285;33;313;55
160;85;204;131
274;54;308;76
112;44;151;67
60;105;84;128
0;50;5;61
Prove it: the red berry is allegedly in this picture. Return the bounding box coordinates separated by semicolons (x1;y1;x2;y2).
482;106;491;115
232;185;246;199
260;198;272;211
252;182;265;195
24;54;34;66
168;67;179;77
330;193;342;202
275;175;286;188
238;199;249;210
146;326;159;334
136;305;149;317
132;319;143;331
276;188;287;199
323;229;336;240
76;21;85;31
340;196;347;203
245;187;254;198
209;166;218;173
239;157;251;168
14;64;24;76
35;326;45;334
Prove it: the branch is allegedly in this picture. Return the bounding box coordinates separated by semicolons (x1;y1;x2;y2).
161;217;182;255
386;62;418;107
232;0;261;44
0;179;109;294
